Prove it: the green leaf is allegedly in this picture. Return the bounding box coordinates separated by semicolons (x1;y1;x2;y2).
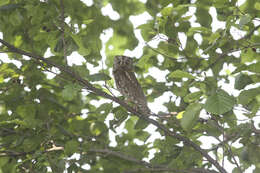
0;63;18;77
16;104;36;119
185;36;198;55
184;91;203;103
196;7;212;27
137;21;156;41
23;136;41;152
136;131;150;142
161;6;173;16
65;140;79;156
0;158;16;173
238;88;260;105
253;168;260;173
157;42;179;58
169;70;195;79
208;32;221;44
113;107;128;120
181;103;202;131
134;118;149;130
83;19;94;24
213;0;229;8
234;73;253;90
206;119;222;136
109;107;128;130
88;73;111;82
49;159;65;173
136;54;153;71
96;103;113;118
105;33;127;59
241;48;259;63
239;14;251;28
248;62;260;73
9;10;23;26
62;84;82;101
0;119;27;126
232;64;247;74
70;34;91;56
255;2;260;10
74;65;90;77
232;167;241;173
125;116;138;136
187;27;211;36
90;122;107;136
204;89;236;114
54;39;63;53
0;157;9;167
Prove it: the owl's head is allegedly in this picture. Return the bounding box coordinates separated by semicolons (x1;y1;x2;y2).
113;55;134;71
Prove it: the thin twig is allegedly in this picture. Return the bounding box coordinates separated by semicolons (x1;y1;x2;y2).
101;60;116;97
222;123;225;167
226;146;243;173
88;148;159;168
237;24;260;41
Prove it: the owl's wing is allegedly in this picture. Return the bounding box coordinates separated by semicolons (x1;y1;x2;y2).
124;71;150;112
124;71;146;98
113;69;150;114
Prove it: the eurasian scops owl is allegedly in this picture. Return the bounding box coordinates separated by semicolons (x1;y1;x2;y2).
113;55;150;115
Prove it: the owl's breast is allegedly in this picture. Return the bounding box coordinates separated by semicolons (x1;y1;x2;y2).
113;70;134;93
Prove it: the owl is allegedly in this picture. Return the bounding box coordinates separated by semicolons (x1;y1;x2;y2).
113;55;150;115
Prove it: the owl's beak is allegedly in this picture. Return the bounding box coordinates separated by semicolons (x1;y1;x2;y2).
119;60;124;66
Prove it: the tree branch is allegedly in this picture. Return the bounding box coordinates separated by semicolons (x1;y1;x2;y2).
0;39;227;173
202;24;260;72
88;148;157;168
238;24;260;41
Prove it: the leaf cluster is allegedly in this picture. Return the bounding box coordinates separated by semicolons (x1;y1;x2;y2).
0;0;260;173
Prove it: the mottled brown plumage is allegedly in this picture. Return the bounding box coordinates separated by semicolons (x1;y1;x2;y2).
113;55;150;115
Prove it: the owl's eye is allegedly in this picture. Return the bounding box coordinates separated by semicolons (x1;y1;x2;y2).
125;58;132;64
125;60;130;64
116;58;121;64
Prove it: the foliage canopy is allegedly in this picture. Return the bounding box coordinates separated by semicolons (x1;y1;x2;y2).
0;0;260;173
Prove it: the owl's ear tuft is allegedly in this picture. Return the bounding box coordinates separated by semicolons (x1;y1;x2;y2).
115;55;123;59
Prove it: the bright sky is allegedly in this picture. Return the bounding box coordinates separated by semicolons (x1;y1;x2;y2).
0;0;259;172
